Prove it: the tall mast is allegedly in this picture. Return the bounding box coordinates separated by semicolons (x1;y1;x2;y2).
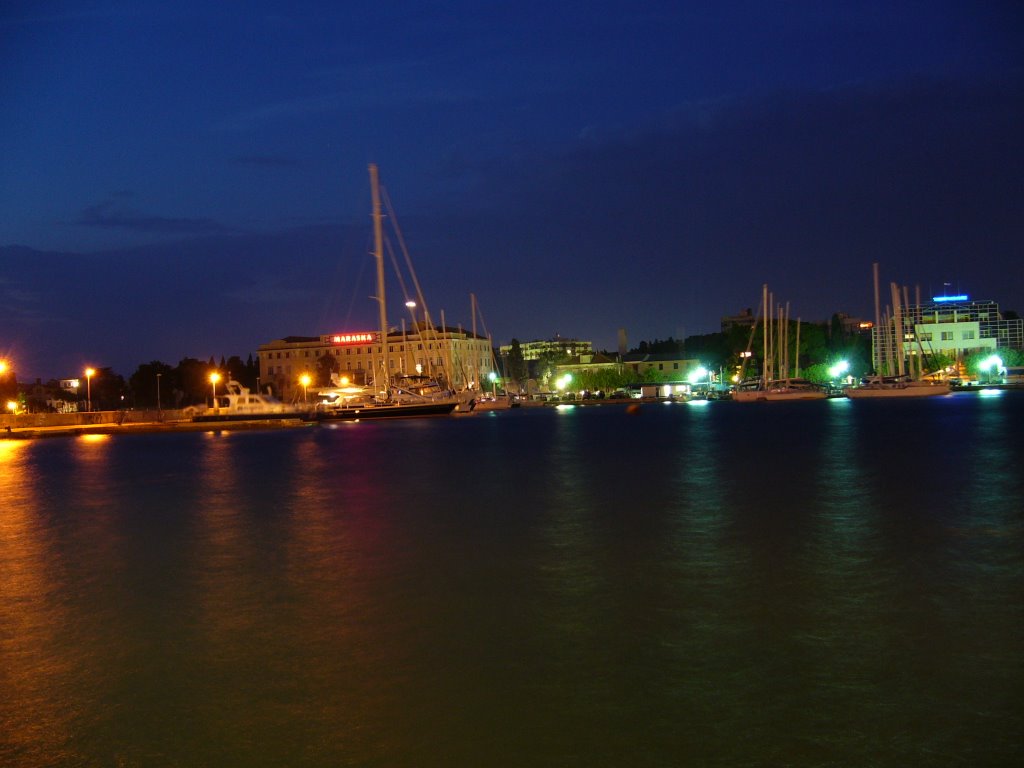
890;282;905;377
370;164;389;389
762;283;769;383
872;262;883;374
471;293;479;388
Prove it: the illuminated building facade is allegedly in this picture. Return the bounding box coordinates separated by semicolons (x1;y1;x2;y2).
873;295;1024;371
258;325;495;400
498;335;593;361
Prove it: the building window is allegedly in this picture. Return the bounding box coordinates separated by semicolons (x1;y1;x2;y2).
919;332;933;341
941;331;953;341
962;330;975;340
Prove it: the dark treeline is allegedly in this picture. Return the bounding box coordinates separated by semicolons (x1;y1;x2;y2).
19;355;259;412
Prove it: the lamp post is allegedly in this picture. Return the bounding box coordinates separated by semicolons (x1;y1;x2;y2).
85;367;95;412
488;370;498;397
980;355;1003;385
156;373;162;411
299;373;311;403
209;372;221;410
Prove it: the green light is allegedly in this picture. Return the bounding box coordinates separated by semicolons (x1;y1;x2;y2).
828;360;850;379
979;355;1003;372
688;365;708;385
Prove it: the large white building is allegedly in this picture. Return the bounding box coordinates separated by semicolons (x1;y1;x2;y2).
873;295;1023;373
258;325;495;401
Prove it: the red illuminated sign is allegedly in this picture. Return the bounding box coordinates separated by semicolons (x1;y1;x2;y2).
329;332;377;345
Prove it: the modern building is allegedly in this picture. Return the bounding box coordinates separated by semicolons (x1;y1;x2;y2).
498;335;593;361
873;295;1023;373
258;324;495;401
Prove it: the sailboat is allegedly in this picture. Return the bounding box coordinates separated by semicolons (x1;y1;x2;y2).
846;264;950;399
315;165;459;421
733;284;826;402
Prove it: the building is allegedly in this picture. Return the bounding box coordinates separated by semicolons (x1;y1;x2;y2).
553;352;699;383
873;295;1023;372
720;308;757;332
258;324;495;401
498;335;593;361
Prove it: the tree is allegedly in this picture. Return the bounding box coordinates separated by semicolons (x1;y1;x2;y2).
505;339;527;387
0;361;17;403
129;361;175;408
176;357;213;406
91;367;127;410
315;353;340;386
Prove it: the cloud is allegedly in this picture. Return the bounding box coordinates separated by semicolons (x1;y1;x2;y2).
75;202;225;234
224;277;317;305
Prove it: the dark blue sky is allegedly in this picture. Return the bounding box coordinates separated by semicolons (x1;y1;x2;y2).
2;1;1022;378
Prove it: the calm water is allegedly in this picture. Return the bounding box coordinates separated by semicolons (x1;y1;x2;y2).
1;394;1022;767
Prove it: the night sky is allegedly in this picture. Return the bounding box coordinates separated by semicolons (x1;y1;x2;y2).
2;1;1022;379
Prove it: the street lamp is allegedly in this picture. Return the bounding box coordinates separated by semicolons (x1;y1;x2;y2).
85;367;95;412
980;355;1003;385
209;371;221;409
828;360;850;381
156;373;162;411
299;373;311;402
488;370;498;397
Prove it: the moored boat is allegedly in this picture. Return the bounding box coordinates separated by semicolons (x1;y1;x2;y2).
315;164;459;422
845;375;951;398
193;381;309;422
763;377;827;401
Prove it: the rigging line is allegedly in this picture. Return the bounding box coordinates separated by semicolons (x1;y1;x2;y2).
381;183;432;328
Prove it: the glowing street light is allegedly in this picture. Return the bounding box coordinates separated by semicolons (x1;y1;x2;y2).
0;360;7;375
488;370;498;397
688;365;709;386
85;367;95;412
979;355;1003;384
828;360;850;380
299;373;312;402
6;401;17;414
209;371;221;409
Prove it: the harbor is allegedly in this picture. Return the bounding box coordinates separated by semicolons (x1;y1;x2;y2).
3;392;1021;767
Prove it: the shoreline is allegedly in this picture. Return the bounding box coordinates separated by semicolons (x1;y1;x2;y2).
2;418;314;440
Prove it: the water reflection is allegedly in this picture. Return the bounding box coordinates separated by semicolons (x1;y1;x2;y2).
3;399;1022;766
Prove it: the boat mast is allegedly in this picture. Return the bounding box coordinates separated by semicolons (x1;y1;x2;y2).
890;282;905;377
370;163;389;391
794;315;801;378
762;283;769;384
872;262;883;374
471;292;479;389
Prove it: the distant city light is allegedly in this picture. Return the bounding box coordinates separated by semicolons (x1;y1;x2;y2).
932;294;969;303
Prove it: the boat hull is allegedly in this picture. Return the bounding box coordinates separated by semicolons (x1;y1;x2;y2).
315;401;458;420
763;390;827;401
193;411;309;422
845;384;951;398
